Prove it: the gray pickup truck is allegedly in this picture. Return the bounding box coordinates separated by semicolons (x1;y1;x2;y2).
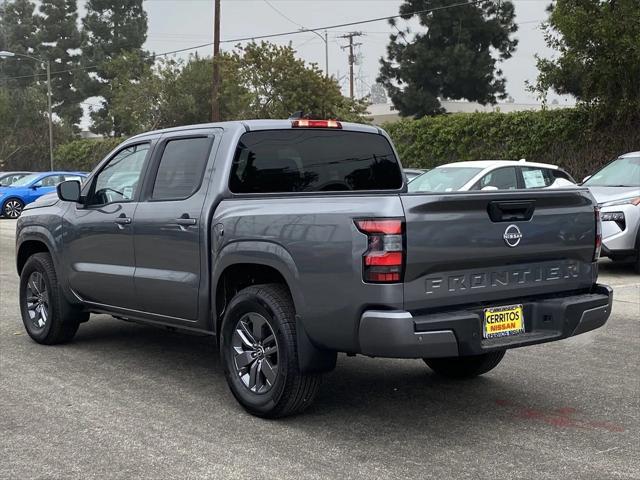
16;119;612;417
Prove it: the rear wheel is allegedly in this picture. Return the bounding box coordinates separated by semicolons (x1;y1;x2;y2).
424;351;506;379
19;253;88;344
220;284;321;418
3;198;24;219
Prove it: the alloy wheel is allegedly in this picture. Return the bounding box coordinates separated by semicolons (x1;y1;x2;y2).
4;200;23;218
25;271;49;330
232;312;279;394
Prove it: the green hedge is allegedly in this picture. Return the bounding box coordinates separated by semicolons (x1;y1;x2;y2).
51;110;640;179
54;138;123;172
384;109;640;179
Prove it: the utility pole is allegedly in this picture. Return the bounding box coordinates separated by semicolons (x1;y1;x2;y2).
46;61;53;171
211;0;221;122
339;32;363;99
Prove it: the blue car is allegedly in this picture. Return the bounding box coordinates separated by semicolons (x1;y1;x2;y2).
0;171;86;218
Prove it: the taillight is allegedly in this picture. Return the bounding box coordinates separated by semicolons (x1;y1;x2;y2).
594;206;602;261
291;119;342;129
355;218;404;283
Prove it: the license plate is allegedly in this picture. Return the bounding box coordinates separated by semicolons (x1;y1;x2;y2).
483;304;525;339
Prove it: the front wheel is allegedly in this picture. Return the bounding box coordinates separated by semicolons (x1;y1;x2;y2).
19;253;88;344
220;284;321;418
424;351;506;379
3;198;24;218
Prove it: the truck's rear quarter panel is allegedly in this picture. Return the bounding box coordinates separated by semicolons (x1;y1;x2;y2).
213;195;405;352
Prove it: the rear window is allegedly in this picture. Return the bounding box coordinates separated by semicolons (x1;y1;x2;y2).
229;130;403;193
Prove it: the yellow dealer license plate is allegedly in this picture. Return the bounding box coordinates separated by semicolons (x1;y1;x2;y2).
483;304;525;339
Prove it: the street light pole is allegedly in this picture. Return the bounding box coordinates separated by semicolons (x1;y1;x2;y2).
301;29;329;78
0;50;55;171
324;30;329;78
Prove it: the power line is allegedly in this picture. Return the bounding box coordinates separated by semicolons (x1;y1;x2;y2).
262;0;304;29
2;0;532;82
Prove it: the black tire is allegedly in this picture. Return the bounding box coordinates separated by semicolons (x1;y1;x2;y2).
3;198;24;219
19;252;88;345
220;284;321;418
424;350;506;379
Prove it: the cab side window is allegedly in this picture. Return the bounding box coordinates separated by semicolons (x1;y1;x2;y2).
151;137;212;201
475;167;518;190
88;143;150;206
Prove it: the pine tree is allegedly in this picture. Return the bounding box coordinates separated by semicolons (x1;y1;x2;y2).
378;0;518;117
37;0;84;127
81;0;148;135
0;0;40;87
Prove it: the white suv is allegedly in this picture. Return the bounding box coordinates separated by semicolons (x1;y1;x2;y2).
583;152;640;273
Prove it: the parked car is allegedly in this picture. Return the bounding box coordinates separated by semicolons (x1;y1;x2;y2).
583;152;640;273
15;120;611;418
404;168;426;182
0;171;31;187
0;171;86;218
408;160;576;192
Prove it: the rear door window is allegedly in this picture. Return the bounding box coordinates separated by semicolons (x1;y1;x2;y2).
151;137;212;201
229;130;403;193
521;167;553;188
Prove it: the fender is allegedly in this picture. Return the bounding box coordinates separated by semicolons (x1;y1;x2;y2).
16;226;59;273
212;239;336;374
16;225;80;307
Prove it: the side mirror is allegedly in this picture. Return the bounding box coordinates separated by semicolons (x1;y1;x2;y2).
31;184;40;190
57;180;82;203
481;185;499;191
582;175;591;184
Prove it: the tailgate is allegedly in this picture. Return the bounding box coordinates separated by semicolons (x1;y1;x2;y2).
401;189;598;312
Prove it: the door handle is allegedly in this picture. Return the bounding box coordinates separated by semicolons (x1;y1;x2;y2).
175;217;197;226
114;216;132;228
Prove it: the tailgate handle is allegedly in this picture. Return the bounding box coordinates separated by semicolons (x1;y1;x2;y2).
487;201;535;222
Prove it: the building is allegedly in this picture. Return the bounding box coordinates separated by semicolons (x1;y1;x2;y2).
367;100;573;125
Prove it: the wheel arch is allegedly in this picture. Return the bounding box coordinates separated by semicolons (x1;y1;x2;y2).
16;231;55;275
212;241;336;374
212;241;303;331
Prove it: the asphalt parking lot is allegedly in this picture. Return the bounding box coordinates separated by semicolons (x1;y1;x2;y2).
1;218;638;480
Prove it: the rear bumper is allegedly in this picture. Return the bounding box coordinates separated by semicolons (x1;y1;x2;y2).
358;284;613;358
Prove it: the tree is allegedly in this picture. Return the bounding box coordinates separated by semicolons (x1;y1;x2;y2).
0;0;40;87
105;55;245;135
108;42;368;136
0;85;70;170
378;0;518;118
534;0;640;119
235;42;366;120
81;0;148;135
37;0;85;127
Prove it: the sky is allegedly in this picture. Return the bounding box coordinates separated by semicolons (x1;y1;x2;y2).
139;0;570;105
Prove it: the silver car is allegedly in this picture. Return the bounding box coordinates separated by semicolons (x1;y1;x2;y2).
583;152;640;273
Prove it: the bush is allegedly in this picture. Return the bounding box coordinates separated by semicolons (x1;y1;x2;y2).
54;138;123;172
384;109;640;179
